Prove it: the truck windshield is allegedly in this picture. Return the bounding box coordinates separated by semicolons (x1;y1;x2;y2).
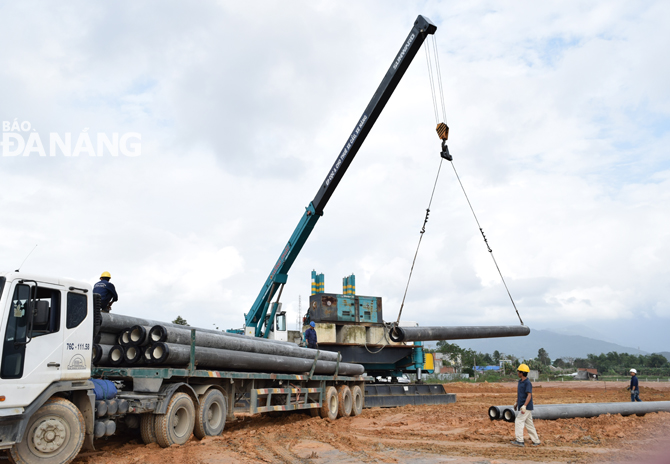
0;277;5;300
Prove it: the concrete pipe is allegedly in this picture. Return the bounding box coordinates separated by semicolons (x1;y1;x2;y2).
389;325;531;343
129;325;153;346
109;345;125;366
119;329;133;346
123;345;143;365
95;332;120;346
93;344;116;366
143;346;153;364
149;325;340;363
493;402;670;422
150;342;364;376
101;312;300;348
488;405;517;422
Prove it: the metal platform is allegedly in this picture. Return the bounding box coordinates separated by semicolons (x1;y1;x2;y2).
364;384;457;408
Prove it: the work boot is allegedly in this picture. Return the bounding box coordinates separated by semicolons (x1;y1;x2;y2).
532;442;541;446
510;440;525;447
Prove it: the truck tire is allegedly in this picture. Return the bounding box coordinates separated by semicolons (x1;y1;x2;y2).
8;397;84;464
351;385;363;416
155;393;195;447
319;386;338;420
194;389;226;439
140;413;157;444
336;385;353;418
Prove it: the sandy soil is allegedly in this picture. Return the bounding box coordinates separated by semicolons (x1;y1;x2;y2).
74;381;670;464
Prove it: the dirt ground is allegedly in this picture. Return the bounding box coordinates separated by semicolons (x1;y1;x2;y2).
75;381;670;464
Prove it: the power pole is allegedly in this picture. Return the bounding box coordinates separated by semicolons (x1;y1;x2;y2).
297;295;301;330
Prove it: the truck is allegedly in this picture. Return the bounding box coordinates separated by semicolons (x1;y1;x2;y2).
0;271;366;463
0;15;440;464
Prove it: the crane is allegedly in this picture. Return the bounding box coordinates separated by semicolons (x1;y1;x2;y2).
244;15;438;338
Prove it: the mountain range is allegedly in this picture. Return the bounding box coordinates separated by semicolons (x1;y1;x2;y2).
444;329;661;361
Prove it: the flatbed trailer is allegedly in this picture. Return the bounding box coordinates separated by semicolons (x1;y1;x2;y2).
92;366;368;421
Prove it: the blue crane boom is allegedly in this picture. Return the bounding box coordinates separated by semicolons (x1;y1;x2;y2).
246;15;437;338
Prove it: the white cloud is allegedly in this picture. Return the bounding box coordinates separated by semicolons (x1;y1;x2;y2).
0;1;668;351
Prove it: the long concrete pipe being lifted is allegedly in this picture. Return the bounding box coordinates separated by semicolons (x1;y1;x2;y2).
489;402;670;422
149;342;364;376
389;325;530;343
149;325;340;363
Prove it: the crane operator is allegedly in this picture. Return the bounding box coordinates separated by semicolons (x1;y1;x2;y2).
93;271;118;312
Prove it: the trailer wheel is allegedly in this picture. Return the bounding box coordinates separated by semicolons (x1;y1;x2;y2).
194;389;227;439
155;393;195;447
139;414;157;444
336;385;353;418
319;386;338;420
351;385;363;416
8;397;84;464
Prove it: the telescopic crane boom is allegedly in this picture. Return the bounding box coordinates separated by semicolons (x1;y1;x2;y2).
245;15;437;337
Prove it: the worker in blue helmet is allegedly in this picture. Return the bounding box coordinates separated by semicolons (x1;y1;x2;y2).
305;321;318;349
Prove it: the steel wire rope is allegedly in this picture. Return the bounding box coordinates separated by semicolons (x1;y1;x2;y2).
449;162;524;326
394;39;446;326
396;157;444;325
432;35;448;123
424;40;440;125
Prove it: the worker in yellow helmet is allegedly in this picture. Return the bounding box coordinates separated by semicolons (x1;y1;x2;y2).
93;271;118;312
510;363;541;447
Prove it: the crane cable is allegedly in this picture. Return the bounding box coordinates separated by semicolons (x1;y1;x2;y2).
396;36;447;325
396;36;524;327
450;163;524;326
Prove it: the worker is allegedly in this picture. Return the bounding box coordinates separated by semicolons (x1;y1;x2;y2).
305;321;318;349
628;368;642;402
93;271;118;312
510;363;541;447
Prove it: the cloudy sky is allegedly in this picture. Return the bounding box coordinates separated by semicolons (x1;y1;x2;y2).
1;1;668;353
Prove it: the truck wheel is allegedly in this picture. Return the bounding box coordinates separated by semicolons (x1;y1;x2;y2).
139;414;157;444
319;386;338;420
155;393;195;447
8;397;84;464
336;385;353;418
351;385;363;416
194;389;227;439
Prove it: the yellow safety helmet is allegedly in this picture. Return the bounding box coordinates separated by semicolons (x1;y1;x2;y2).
517;363;530;373
100;271;111;279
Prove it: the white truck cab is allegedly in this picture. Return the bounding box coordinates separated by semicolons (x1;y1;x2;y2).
0;271;97;462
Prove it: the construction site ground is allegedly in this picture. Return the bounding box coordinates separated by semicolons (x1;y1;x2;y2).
75;381;670;464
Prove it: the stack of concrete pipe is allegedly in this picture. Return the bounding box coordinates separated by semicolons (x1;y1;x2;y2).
94;313;364;376
488;402;670;422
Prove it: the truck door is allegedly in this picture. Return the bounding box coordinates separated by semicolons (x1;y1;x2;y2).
0;281;65;409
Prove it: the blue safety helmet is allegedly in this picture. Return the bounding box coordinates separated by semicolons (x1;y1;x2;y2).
310;321;315;327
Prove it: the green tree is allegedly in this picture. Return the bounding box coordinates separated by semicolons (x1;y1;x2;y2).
553;358;567;368
172;316;189;326
537;348;550;366
493;350;501;364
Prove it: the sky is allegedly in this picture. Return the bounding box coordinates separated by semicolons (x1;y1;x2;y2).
1;1;668;353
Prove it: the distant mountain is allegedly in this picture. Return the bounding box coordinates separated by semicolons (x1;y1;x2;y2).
452;329;649;360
